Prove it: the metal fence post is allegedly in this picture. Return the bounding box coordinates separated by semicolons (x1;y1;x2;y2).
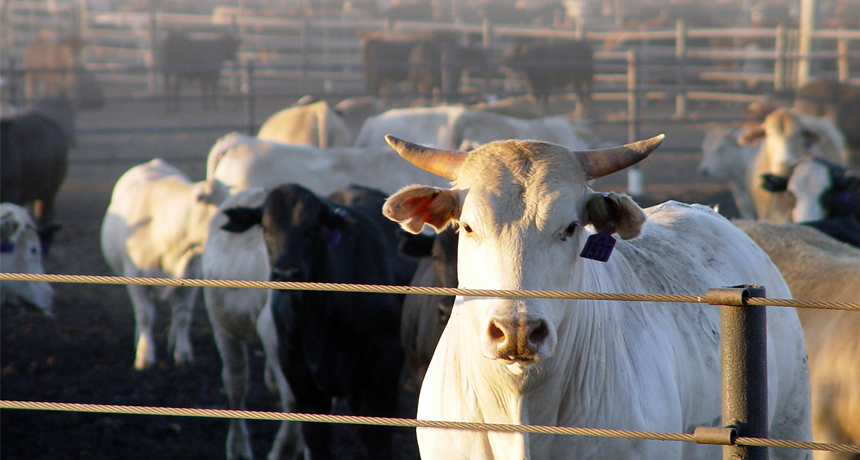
244;61;256;135
707;285;768;460
627;49;643;196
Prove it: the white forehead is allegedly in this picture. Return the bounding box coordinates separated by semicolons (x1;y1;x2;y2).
452;139;589;230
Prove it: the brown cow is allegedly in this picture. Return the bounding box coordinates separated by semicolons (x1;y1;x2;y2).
735;221;860;460
24;30;84;101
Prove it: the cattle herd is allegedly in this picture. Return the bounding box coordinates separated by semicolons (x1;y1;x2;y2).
3;19;860;460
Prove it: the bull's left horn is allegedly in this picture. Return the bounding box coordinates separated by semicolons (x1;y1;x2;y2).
385;134;468;180
576;134;665;180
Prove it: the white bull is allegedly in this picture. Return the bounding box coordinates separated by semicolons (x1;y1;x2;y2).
100;158;228;370
735;221;860;460
382;134;812;459
1;202;53;315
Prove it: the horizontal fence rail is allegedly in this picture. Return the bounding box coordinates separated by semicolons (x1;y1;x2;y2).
2;271;859;456
2;272;859;312
1;400;860;455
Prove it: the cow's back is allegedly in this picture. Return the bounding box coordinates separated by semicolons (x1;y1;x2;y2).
257;101;351;148
101;159;195;274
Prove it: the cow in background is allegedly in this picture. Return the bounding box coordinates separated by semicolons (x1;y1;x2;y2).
221;184;408;460
739;108;846;222
332;95;386;143
1;203;53;316
257;99;352;148
398;228;458;386
101;158;229;369
503;38;594;116
1;104;70;251
202;188;302;460
160;31;240;113
697;126;759;219
23;30;84;102
735;221;860;460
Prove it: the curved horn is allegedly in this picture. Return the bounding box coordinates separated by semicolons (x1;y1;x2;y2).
576;134;665;180
385;135;468;180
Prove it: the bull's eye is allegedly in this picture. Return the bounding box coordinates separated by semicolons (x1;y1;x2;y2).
560;222;578;241
461;223;473;235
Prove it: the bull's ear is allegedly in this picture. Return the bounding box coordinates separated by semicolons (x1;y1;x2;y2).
582;192;646;240
383;185;460;234
737;127;765;145
221;206;263;233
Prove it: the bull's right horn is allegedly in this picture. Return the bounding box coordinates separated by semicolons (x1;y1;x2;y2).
576;134;665;180
385;135;468;180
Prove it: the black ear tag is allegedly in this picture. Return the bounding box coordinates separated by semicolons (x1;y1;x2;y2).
579;227;616;262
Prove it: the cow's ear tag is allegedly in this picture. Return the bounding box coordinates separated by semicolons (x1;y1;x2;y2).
325;230;342;246
0;240;14;253
579;226;615;262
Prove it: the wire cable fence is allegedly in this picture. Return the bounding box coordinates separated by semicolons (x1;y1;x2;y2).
2;272;859;456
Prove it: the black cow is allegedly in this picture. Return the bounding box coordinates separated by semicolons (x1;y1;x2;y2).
837;95;860;169
407;40;489;102
397;227;458;386
503;38;594;114
1;105;69;251
160;31;240;113
360;32;426;97
761;157;860;247
222;184;407;460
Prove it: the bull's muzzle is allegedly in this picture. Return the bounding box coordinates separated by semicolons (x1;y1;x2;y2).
482;314;551;362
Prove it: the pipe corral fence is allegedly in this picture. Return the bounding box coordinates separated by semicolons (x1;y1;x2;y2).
1;273;860;459
2;2;860;135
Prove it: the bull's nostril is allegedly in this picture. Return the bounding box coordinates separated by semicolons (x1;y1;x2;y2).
488;321;505;342
530;321;549;345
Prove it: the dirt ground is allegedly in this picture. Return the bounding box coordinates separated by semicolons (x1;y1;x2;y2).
0;91;741;460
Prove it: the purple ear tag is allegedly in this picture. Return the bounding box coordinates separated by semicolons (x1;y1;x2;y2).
324;230;342;246
0;240;14;253
579;226;616;262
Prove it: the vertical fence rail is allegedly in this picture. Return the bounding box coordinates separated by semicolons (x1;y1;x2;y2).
708;285;770;460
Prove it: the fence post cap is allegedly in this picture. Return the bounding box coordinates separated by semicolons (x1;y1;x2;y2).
705;285;765;306
693;425;738;445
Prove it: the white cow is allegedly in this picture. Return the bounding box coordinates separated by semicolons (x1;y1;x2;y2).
257;100;352;148
697;126;759;219
353;105;468;148
206;132;450;194
446;110;590;152
353;105;592;152
735;221;860;460
101;158;229;370
382;135;812;460
202;188;301;460
739;108;846;222
1;202;53;316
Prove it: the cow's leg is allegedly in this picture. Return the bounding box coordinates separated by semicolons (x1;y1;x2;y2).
282;351;332;460
258;304;303;460
125;283;157;370
352;345;402;460
212;326;254;460
167;286;197;366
